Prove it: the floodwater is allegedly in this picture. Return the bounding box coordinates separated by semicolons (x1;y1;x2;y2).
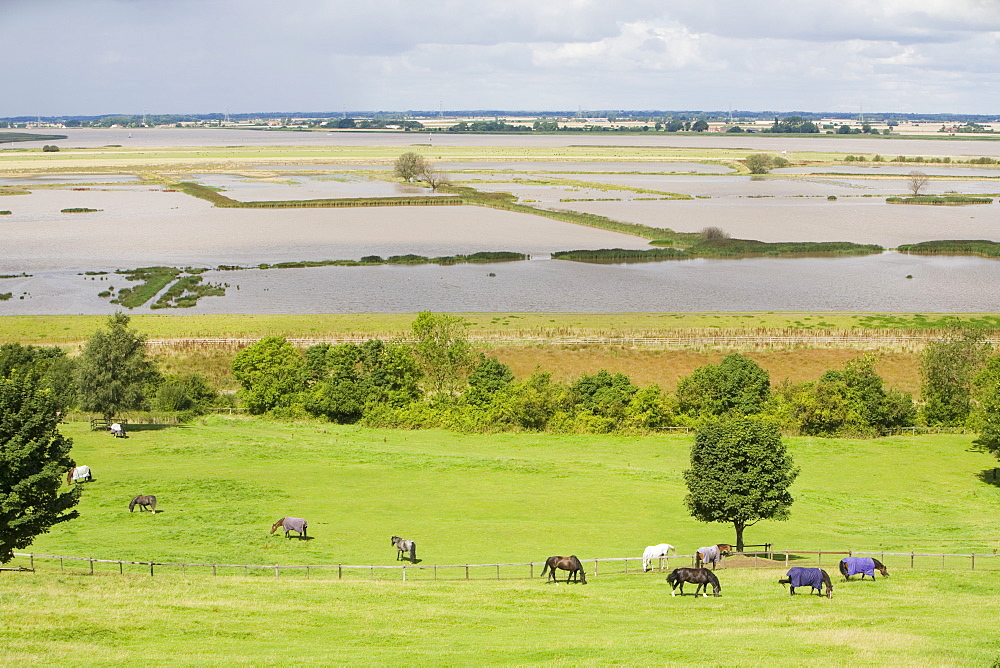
3;253;1000;315
8;128;1000;158
3;130;1000;315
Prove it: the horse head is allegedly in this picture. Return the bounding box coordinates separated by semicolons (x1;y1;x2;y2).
873;558;890;578
821;569;834;598
270;519;286;534
717;544;733;556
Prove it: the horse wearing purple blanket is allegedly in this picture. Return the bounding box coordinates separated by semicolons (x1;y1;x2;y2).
271;517;308;539
779;567;833;598
839;556;889;580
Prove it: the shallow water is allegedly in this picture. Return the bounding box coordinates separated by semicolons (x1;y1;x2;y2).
8;128;1000;158
3;253;999;315
191;173;442;201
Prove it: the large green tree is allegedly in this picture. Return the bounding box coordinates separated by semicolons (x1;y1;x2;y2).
76;313;160;421
683;417;798;552
675;353;771;419
394;152;427;182
0;372;81;563
920;331;992;426
411;311;475;398
231;337;305;415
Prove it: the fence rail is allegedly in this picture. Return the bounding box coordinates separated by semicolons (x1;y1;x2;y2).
9;549;1000;581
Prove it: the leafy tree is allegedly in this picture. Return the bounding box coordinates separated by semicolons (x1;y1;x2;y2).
972;355;1000;459
622;384;674;431
156;373;218;414
488;371;566;431
76;313;160;421
464;356;514;406
744;153;788;174
231;337;305;415
411;312;475;398
907;170;929;197
304;340;422;422
570;370;638;430
665;119;684;132
676;353;770;418
0;372;82;563
691;119;709;132
0;344;76;411
683;417;798;552
920;331;992;426
394;152;427;182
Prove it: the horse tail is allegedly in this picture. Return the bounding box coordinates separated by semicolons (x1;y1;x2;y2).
67;468;74;485
149;496;156;513
540;560;550;578
409;542;416;561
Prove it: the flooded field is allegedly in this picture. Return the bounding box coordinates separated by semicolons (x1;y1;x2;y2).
2;131;999;315
4;253;999;315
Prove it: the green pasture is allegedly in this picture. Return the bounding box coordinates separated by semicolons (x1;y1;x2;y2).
22;418;1000;564
4;312;1000;346
4;418;1000;664
2;568;999;665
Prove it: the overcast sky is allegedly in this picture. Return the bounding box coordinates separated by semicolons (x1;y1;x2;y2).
3;0;998;117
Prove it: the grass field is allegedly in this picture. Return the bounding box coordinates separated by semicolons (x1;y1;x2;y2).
4;417;1000;664
4;312;1000;345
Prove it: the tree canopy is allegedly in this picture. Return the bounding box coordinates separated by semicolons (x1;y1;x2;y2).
231;336;305;415
683;417;798;551
76;312;160;421
393;152;427;182
0;372;81;563
675;353;771;418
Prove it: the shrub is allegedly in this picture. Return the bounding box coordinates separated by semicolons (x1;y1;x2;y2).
700;226;730;241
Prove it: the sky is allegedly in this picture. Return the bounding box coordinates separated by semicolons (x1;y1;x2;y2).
2;0;999;117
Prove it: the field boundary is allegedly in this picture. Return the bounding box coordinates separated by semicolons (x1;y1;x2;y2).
11;549;1000;580
145;334;1000;352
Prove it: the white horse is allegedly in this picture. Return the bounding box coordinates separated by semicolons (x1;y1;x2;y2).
642;543;677;572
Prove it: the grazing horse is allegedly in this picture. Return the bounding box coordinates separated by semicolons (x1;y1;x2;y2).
667;567;721;597
695;544;732;569
642;543;677;572
839;556;889;581
541;555;587;584
391;536;417;562
128;495;157;513
270;517;308;539
66;465;91;484
779;567;833;598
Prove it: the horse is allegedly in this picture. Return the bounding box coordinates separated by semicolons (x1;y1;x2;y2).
779;567;833;598
110;422;127;438
391;536;417;562
541;555;587;584
695;544;732;569
839;556;889;580
666;567;721;597
270;517;308;539
642;543;677;572
66;465;91;484
128;495;157;513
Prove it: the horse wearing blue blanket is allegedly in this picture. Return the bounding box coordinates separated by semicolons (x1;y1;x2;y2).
779;567;833;598
839;556;889;581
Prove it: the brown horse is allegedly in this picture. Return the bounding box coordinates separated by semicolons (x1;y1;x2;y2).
541;555;587;584
695;544;732;569
667;567;721;597
129;495;157;513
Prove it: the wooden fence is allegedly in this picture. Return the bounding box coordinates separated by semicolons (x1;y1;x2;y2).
9;549;1000;581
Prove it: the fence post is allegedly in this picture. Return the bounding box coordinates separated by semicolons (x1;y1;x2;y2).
402;566;406;582
149;562;154;576
434;565;437;580
972;553;975;571
496;564;500;580
275;566;279;579
60;558;63;571
213;564;217;576
338;565;342;580
120;561;123;575
910;552;914;568
594;560;598;577
529;562;533;579
942;553;945;569
90;558;94;575
30;554;34;572
465;565;469;580
785;552;789;568
818;551;822;567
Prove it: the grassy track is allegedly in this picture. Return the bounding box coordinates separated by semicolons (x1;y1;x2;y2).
4;312;1000;345
4;418;1000;664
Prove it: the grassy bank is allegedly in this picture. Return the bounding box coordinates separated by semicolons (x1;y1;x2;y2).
898;240;1000;258
3;312;1000;345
